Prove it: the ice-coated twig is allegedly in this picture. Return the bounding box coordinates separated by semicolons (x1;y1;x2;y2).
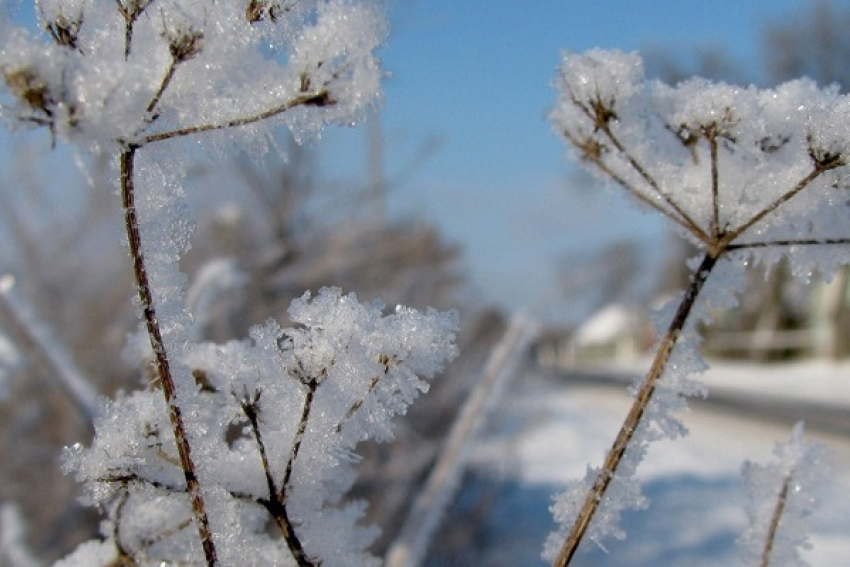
553;251;718;565
115;0;155;59
119;146;218;565
142;90;332;145
761;470;793;567
238;389;317;567
739;422;830;567
0;274;99;423
384;316;537;567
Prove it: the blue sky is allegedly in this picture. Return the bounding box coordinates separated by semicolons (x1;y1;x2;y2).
0;1;827;323
323;0;817;320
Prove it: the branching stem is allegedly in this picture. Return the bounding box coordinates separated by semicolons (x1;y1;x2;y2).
722;166;828;246
564;129;708;245
596;118;708;243
241;392;317;567
116;0;154;60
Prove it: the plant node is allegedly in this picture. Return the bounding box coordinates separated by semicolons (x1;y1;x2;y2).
45;13;83;50
247;0;281;23
165;27;204;63
4;68;53;115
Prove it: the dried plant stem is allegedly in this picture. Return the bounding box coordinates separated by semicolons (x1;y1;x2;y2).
722;166;826;245
282;379;317;492
562;126;710;247
599;122;708;242
116;0;154;60
708;133;720;239
142;91;331;144
241;394;316;567
120;146;218;567
114;84;336;565
553;251;718;566
760;470;794;567
729;237;850;250
146;56;180;116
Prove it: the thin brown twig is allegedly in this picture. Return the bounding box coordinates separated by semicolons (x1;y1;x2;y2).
115;0;154;60
554;251;719;566
140;517;194;551
563;129;709;245
239;390;316;567
727;237;850;250
708;131;721;239
565;90;709;243
335;354;394;433
761;470;794;567
721;166;828;247
120;146;218;567
142;91;331;145
599;121;709;243
146;57;180;117
281;377;318;495
566;90;709;243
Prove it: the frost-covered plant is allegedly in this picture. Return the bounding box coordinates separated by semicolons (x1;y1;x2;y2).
0;1;460;566
739;422;831;567
62;288;458;566
545;49;850;564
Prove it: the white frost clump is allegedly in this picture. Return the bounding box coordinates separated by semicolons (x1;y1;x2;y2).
738;422;831;567
546;48;850;558
551;49;850;281
63;288;458;566
0;0;386;154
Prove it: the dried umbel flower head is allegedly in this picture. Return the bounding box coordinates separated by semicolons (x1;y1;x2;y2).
3;67;53;114
164;26;204;62
246;0;283;23
44;12;83;50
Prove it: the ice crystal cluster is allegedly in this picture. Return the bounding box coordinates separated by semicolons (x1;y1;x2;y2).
545;48;850;559
62;288;458;565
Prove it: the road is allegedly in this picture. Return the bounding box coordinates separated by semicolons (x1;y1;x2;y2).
541;366;850;437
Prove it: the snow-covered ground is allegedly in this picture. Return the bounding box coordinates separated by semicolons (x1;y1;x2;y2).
425;361;850;566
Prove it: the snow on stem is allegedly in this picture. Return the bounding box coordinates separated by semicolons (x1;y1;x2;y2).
120;145;218;565
552;251;717;565
739;422;831;567
0;2;390;564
